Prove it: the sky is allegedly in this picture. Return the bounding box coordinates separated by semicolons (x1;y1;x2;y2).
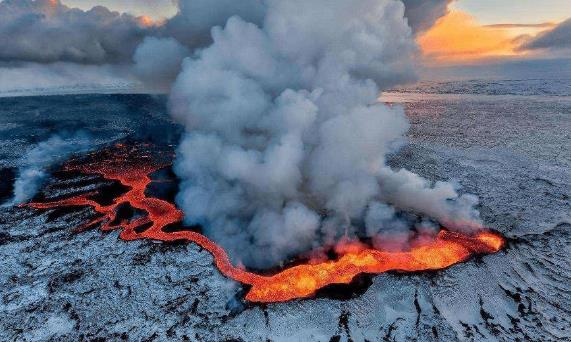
62;0;571;25
453;0;571;25
58;0;570;65
62;0;177;19
418;1;571;65
0;0;569;96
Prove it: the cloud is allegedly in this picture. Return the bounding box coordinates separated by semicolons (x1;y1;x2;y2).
418;10;518;64
0;0;153;65
519;18;571;51
485;23;556;29
0;0;457;92
61;0;177;19
401;0;452;33
0;0;270;91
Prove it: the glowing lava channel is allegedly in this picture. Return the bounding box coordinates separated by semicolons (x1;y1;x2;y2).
25;144;505;303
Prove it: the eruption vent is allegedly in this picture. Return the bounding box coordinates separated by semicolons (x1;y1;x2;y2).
25;144;504;303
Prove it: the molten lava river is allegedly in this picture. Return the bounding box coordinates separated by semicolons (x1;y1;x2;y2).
25;144;505;303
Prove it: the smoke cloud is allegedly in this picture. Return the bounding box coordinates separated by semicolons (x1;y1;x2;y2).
169;0;482;268
6;132;92;206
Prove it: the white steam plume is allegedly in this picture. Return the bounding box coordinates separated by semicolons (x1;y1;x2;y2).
131;0;453;90
133;37;190;92
164;0;266;48
168;0;483;268
6;132;92;206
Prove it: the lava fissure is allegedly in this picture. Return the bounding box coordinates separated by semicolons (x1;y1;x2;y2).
25;145;505;303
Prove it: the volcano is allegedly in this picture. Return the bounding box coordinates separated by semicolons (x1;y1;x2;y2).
24;143;505;303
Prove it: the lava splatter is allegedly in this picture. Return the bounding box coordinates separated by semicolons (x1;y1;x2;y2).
24;144;505;303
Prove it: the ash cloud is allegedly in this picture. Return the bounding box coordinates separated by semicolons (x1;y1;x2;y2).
169;0;482;268
6;132;92;206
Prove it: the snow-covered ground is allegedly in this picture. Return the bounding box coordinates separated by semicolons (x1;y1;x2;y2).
0;63;146;98
0;86;569;341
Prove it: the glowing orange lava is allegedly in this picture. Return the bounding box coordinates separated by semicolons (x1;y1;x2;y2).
25;144;505;303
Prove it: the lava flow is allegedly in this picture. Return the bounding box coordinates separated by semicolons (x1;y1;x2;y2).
25;144;505;303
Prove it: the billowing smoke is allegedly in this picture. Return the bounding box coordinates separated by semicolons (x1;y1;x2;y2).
129;0;267;91
135;0;451;89
133;37;190;92
6;132;92;206
163;0;266;49
163;0;449;46
169;0;482;268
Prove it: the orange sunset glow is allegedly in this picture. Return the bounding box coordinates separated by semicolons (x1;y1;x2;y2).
417;10;554;64
418;11;519;63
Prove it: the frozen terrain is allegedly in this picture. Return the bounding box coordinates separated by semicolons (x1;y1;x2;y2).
0;79;570;341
